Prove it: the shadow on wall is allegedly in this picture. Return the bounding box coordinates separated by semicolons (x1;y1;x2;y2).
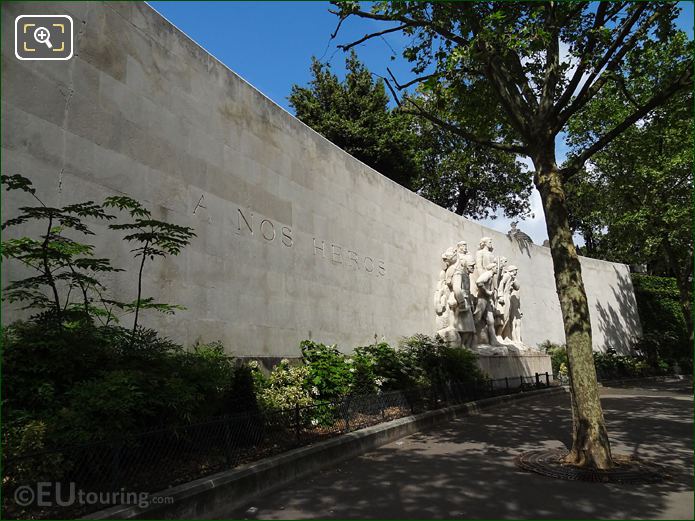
229;382;693;520
505;235;533;258
593;267;642;354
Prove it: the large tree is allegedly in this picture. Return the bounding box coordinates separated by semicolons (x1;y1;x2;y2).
567;84;693;344
331;1;693;469
290;52;421;189
413;110;532;219
290;53;533;219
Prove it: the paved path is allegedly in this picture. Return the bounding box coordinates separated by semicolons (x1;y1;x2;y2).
225;379;693;520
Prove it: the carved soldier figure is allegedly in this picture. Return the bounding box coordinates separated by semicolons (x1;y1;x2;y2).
434;247;457;333
435;246;478;349
456;240;469;258
474;261;502;346
496;265;520;341
452;254;477;348
471;237;494;297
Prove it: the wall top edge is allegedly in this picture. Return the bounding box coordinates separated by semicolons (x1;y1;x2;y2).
139;1;625;269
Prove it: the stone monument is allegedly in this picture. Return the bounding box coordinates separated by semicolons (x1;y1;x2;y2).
435;239;551;382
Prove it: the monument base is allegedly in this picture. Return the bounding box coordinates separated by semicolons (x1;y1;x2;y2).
475;351;553;388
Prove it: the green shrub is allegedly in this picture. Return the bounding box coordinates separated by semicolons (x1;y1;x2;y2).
300;341;352;400
225;363;262;415
348;349;378;395
354;341;409;391
2;320;239;447
539;341;568;375
397;334;485;388
440;344;484;384
258;360;316;411
631;274;690;371
2;420;65;485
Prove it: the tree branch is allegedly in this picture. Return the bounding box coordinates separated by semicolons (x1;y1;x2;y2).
387;68;441;90
562;67;692;175
400;96;527;154
555;5;666;132
337;23;412;52
611;71;640;109
540;1;562;118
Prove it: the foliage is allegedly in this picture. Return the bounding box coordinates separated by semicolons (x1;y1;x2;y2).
289;54;532;219
353;341;407;392
2;321;237;446
631;274;690;371
290;52;420;189
1;176;195;335
538;340;568;375
2;420;65;485
103;195;195;336
1;174;119;324
225;363;262;415
566;70;693;342
300;340;353;400
397;334;483;388
257;360;316;411
411;105;532;219
591;351;662;380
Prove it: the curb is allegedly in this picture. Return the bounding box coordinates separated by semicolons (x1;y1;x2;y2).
89;386;566;519
599;375;692;387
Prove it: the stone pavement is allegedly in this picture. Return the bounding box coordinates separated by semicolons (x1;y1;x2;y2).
224;379;693;520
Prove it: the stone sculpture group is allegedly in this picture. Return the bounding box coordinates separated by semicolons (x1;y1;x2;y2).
434;238;534;355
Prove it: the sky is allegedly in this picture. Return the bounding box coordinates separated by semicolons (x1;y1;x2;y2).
148;1;694;245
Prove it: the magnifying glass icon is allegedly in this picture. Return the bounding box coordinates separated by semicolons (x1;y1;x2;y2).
33;26;53;49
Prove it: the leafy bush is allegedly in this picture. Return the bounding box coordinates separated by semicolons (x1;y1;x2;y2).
592;350;669;380
539;341;568;375
300;341;352;400
2;320;239;447
258;360;316;411
397;334;484;388
352;341;406;392
225;363;262;415
631;274;690;372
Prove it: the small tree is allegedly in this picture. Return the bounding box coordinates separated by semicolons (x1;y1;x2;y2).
1;175;120;325
103;196;196;338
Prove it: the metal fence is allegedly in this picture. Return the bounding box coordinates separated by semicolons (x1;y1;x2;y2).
3;373;553;519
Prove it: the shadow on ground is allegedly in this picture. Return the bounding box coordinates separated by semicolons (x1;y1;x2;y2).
224;380;693;520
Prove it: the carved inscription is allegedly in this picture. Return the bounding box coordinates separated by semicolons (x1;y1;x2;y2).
313;238;386;277
235;208;293;247
226;206;384;276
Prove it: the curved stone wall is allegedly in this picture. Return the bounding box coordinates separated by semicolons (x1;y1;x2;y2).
1;2;641;356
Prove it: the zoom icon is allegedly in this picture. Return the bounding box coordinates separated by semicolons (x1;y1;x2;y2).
15;15;73;61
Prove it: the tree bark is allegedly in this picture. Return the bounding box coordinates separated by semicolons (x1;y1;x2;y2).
533;144;614;469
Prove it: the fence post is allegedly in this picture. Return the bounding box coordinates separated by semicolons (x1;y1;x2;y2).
223;419;233;466
520;375;524;389
505;377;509;393
535;372;540;386
294;404;300;442
545;372;550;386
343;397;351;433
111;442;122;491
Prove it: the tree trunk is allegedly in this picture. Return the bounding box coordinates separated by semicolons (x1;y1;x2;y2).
533;145;614;469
